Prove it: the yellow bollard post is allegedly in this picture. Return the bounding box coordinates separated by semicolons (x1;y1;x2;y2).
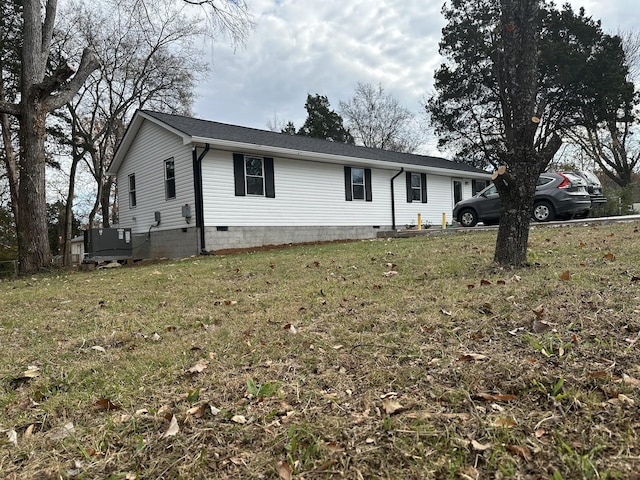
417;213;422;230
442;213;447;229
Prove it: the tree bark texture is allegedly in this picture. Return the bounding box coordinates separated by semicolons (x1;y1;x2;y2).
493;0;546;267
17;1;54;272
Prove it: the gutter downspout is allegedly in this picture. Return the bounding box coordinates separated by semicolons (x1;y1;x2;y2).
390;168;404;230
192;144;210;254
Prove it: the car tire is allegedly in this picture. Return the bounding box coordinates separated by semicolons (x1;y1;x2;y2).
532;201;555;222
459;208;478;227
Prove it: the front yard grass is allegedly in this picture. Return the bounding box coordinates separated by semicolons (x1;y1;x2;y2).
1;222;640;479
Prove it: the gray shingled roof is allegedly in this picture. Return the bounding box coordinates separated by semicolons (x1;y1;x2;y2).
141;110;488;175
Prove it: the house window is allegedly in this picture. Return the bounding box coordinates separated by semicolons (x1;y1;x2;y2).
233;153;275;197
165;158;176;199
128;174;136;208
352;168;365;200
344;166;372;201
245;156;264;195
406;172;427;203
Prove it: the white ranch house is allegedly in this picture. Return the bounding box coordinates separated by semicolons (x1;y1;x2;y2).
108;110;490;259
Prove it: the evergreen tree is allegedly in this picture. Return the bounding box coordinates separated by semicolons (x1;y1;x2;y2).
297;94;354;143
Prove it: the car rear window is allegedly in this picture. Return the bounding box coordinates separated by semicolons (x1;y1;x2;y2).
537;176;553;186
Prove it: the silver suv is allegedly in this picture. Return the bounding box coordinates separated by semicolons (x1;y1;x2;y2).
453;172;592;227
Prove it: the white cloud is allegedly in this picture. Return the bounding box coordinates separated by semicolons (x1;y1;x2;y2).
194;0;639;138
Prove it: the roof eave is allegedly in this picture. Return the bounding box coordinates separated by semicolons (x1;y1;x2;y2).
192;136;490;178
107;110;192;175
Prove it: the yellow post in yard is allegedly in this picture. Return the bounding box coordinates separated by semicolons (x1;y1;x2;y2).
417;213;422;230
442;213;447;229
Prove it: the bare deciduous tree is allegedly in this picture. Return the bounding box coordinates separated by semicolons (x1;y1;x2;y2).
0;0;253;274
339;82;421;153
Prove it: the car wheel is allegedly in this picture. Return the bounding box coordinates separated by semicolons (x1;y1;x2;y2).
532;201;555;222
459;209;478;227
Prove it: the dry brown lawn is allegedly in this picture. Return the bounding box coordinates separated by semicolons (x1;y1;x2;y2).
1;222;640;479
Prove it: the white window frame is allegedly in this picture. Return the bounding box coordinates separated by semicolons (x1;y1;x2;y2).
351;167;365;200
128;174;137;208
245;156;265;196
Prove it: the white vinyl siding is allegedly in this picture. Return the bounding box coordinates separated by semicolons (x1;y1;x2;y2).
202;150;392;227
116;121;194;233
395;174;462;227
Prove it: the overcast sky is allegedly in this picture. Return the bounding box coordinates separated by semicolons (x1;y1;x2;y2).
192;0;638;154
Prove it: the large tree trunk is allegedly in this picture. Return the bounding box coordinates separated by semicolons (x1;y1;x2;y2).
493;0;544;267
16;2;52;274
17;101;51;273
493;160;539;266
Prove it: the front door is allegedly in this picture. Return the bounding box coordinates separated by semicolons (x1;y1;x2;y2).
453;179;463;205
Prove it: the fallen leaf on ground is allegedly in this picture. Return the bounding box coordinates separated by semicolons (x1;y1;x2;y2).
276;460;292;480
22;366;40;378
46;422;75;441
231;415;247;424
559;271;571;281
91;345;106;353
471;439;492;451
505;444;531;460
382;398;404;414
532;320;551;333
187;403;211;418
457;353;488;362
609;394;635;406
620;374;640;386
382;270;398;277
4;429;17;446
162;415;179;438
93;398;121;411
532;305;545;317
187;359;208;374
491;417;516;428
603;253;615;260
326;441;344;454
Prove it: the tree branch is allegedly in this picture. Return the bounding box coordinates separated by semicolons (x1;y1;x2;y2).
42;0;58;59
0;100;19;117
45;48;101;112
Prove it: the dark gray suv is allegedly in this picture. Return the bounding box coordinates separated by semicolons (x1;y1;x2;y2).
453;172;592;227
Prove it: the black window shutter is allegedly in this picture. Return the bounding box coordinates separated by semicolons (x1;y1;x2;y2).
421;173;428;203
365;168;372;202
406;172;413;202
264;157;275;198
233;153;245;196
344;167;352;201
